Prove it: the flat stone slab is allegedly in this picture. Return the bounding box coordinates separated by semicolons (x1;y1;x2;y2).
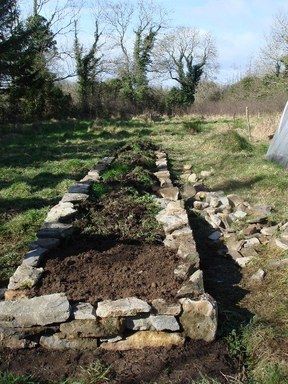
61;193;89;204
156;210;188;234
180;294;217;342
101;331;184;351
151;299;181;316
96;297;151;318
22;248;48;267
0;293;70;327
235;256;254;267
72;302;96;320
40;334;98;350
45;202;77;223
68;183;90;194
60;318;122;338
8;264;43;290
125;315;179;332
37;223;74;239
159;187;179;201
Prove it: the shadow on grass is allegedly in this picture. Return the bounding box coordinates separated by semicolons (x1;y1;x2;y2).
212;176;264;195
186;201;253;338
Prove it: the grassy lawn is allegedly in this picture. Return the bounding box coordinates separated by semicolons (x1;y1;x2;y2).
0;116;287;383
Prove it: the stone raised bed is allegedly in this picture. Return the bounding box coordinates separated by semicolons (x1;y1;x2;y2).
0;151;217;351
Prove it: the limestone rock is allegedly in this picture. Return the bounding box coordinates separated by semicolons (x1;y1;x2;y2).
275;238;288;250
100;336;122;343
181;185;197;200
176;270;204;299
8;264;43;290
174;261;197;281
45;202;77;223
177;239;197;259
240;247;258;258
183;164;192;171
247;205;272;224
187;173;198;184
234;210;247;220
40;334;98;350
156;158;168;170
193;201;209;210
68;183;90;194
61;193;89;204
72;302;96;320
180;294;217;342
0;327;37;349
151;299;181;316
29;238;60;250
60;318;122;338
156;210;188;234
101;331;184;351
164;226;193;250
155;151;166;159
243;224;259;236
260;225;278;236
244;237;260;248
96;297;151;318
268;258;288;269
37;223;74;239
227;194;245;208
195;191;207;201
22;248;48;267
200;170;213;178
125;315;179;332
154;170;172;187
235;256;254;268
0;293;70;327
159;186;179;201
250;269;265;283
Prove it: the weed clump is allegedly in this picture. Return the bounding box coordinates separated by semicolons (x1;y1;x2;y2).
214;131;253;152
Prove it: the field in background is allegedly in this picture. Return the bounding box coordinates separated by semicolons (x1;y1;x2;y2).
0;114;287;383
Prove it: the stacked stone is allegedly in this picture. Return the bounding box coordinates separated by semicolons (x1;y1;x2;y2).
3;156;115;301
154;151;217;343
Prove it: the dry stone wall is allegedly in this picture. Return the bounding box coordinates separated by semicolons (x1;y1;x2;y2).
0;151;217;351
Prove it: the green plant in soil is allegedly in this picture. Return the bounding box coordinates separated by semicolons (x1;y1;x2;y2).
101;163;131;182
91;183;108;199
0;372;37;384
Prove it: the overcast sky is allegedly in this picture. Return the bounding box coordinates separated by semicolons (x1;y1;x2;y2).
20;0;288;84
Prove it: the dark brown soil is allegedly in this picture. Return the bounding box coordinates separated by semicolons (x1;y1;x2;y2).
29;235;181;304
0;340;236;383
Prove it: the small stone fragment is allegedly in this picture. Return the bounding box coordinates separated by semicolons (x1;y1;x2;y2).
181;185;197;200
227;194;245;208
260;225;278;236
8;264;43;290
100;336;122;343
275;238;288;250
176;270;204;298
235;256;254;267
125;315;179;332
100;331;184;351
72;302;96;320
250;269;265;283
96;297;151;317
243;224;259;236
180;294;217;342
208;231;222;241
193;201;209;210
187;173;198;184
183;164;192;171
151;299;181;316
234;210;247;219
244;237;260;248
240;247;258;258
61;193;89;204
200;170;213;178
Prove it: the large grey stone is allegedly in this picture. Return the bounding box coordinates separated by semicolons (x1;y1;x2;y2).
68;183;90;194
37;223;74;239
45;202;77;223
40;334;98;350
187;173;198;183
154;170;172;187
156;209;188;234
151;299;181;316
96;297;151;318
72;302;96;320
0;293;70;327
60;318;123;338
181;185;197;200
61;193;89;204
101;331;184;351
177;239;197;259
22;248;48;267
164;226;193;250
8;264;43;290
180;294;217;342
243;237;260;248
125;315;180;332
29;238;60;250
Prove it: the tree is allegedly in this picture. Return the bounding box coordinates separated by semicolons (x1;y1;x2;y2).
261;12;288;77
74;20;103;116
156;27;217;106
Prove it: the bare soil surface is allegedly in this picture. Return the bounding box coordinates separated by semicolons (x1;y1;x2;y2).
29;235;181;304
0;340;236;384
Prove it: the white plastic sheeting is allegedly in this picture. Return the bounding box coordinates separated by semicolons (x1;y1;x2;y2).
266;101;288;168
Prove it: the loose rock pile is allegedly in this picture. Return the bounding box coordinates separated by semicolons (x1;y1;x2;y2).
180;165;288;275
0;152;217;351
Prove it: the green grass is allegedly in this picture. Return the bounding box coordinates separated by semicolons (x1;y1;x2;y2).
1;115;288;383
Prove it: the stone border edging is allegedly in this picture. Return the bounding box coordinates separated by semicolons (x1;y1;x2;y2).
0;151;217;351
